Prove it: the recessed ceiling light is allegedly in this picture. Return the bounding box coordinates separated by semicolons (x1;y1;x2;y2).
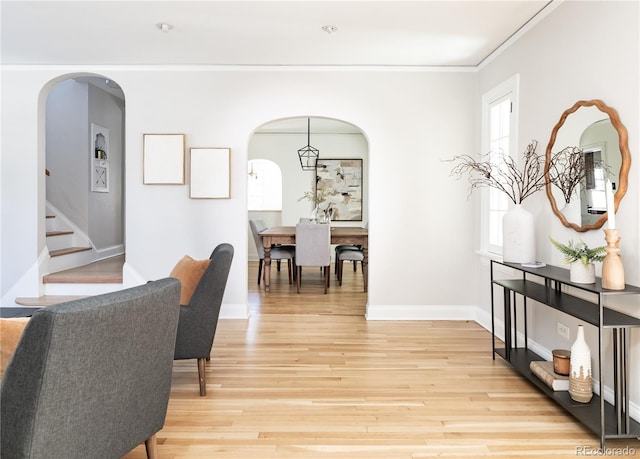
156;22;173;33
321;25;338;34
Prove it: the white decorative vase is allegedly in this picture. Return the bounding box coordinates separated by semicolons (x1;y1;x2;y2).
502;204;535;263
560;198;581;225
569;325;593;403
570;262;595;284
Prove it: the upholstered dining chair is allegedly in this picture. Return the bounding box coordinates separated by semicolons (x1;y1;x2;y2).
295;223;331;294
336;247;367;292
250;219;295;285
0;278;181;459
334;221;368;276
173;243;234;396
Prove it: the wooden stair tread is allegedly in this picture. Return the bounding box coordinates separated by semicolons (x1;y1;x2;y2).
49;247;91;257
46;230;73;237
15;295;87;307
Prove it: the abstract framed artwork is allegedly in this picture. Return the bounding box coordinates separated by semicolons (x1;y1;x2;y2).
190;147;231;199
315;158;363;221
143;134;185;184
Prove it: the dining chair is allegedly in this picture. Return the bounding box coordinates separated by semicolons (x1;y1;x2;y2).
295;223;331;294
250;219;295;285
334;221;368;276
336;247;367;292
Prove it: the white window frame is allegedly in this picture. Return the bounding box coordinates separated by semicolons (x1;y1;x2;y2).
247;159;283;211
480;75;519;256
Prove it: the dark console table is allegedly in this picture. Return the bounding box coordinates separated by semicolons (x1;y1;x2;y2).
490;260;640;448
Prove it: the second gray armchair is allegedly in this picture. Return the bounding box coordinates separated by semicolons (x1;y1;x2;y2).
173;243;234;396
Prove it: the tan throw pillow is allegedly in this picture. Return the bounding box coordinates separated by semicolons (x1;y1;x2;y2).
1;317;30;379
169;255;210;305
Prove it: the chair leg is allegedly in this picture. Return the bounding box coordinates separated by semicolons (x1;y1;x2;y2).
292;257;297;281
287;259;292;284
257;259;263;285
277;260;281;271
362;261;368;293
353;260;357;272
145;434;157;459
337;259;344;286
296;266;302;293
198;358;206;396
324;266;329;294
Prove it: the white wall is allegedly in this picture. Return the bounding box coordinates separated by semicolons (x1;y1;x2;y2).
46;80;90;233
477;0;640;417
87;82;125;252
1;69;478;316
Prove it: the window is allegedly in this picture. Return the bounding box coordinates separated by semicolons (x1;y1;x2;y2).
481;75;519;255
247;159;283;211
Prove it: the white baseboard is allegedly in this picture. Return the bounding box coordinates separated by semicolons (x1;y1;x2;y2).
220;303;249;319
365;304;477;321
95;244;125;260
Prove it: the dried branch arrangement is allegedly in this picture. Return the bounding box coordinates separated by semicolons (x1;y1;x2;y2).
447;140;548;205
547;146;585;204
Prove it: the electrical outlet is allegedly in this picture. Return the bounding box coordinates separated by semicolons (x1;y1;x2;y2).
557;322;570;340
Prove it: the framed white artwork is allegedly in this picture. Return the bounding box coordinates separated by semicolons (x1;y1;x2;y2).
190;148;231;199
143;134;185;184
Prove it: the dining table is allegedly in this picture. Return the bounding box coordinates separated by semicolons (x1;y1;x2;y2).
259;225;368;292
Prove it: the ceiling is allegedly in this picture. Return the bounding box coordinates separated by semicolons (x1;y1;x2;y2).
2;1;554;67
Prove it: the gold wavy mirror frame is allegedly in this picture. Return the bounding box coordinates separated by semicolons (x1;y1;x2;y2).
545;99;630;232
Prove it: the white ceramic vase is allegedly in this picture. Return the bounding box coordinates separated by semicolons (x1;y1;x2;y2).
502;204;535;263
570;262;595;284
569;325;593;403
560;198;581;225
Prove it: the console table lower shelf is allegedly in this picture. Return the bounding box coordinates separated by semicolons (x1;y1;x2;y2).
496;347;640;439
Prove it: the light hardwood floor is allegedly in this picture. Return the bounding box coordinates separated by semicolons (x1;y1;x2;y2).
123;261;639;458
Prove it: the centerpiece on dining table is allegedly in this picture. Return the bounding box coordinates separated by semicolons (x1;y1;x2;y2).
298;187;338;223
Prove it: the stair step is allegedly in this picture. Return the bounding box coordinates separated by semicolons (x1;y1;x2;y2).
46;230;73;237
15;295;87;307
49;247;92;257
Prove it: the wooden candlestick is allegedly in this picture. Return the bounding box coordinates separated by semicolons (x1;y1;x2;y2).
602;229;625;290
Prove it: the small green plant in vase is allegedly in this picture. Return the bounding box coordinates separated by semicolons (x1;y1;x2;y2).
549;237;606;284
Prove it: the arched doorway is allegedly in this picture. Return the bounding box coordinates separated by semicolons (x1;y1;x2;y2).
43;74;125;279
247;116;369;308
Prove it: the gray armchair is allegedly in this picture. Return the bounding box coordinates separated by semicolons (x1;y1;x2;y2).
173;243;234;396
0;278;181;459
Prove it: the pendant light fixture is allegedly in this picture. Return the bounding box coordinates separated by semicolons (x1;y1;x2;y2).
297;118;319;171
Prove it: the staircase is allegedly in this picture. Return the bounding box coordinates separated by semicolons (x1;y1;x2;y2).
13;209;124;307
45;211;94;274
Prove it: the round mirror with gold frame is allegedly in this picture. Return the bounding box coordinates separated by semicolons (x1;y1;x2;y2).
545;99;630;232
